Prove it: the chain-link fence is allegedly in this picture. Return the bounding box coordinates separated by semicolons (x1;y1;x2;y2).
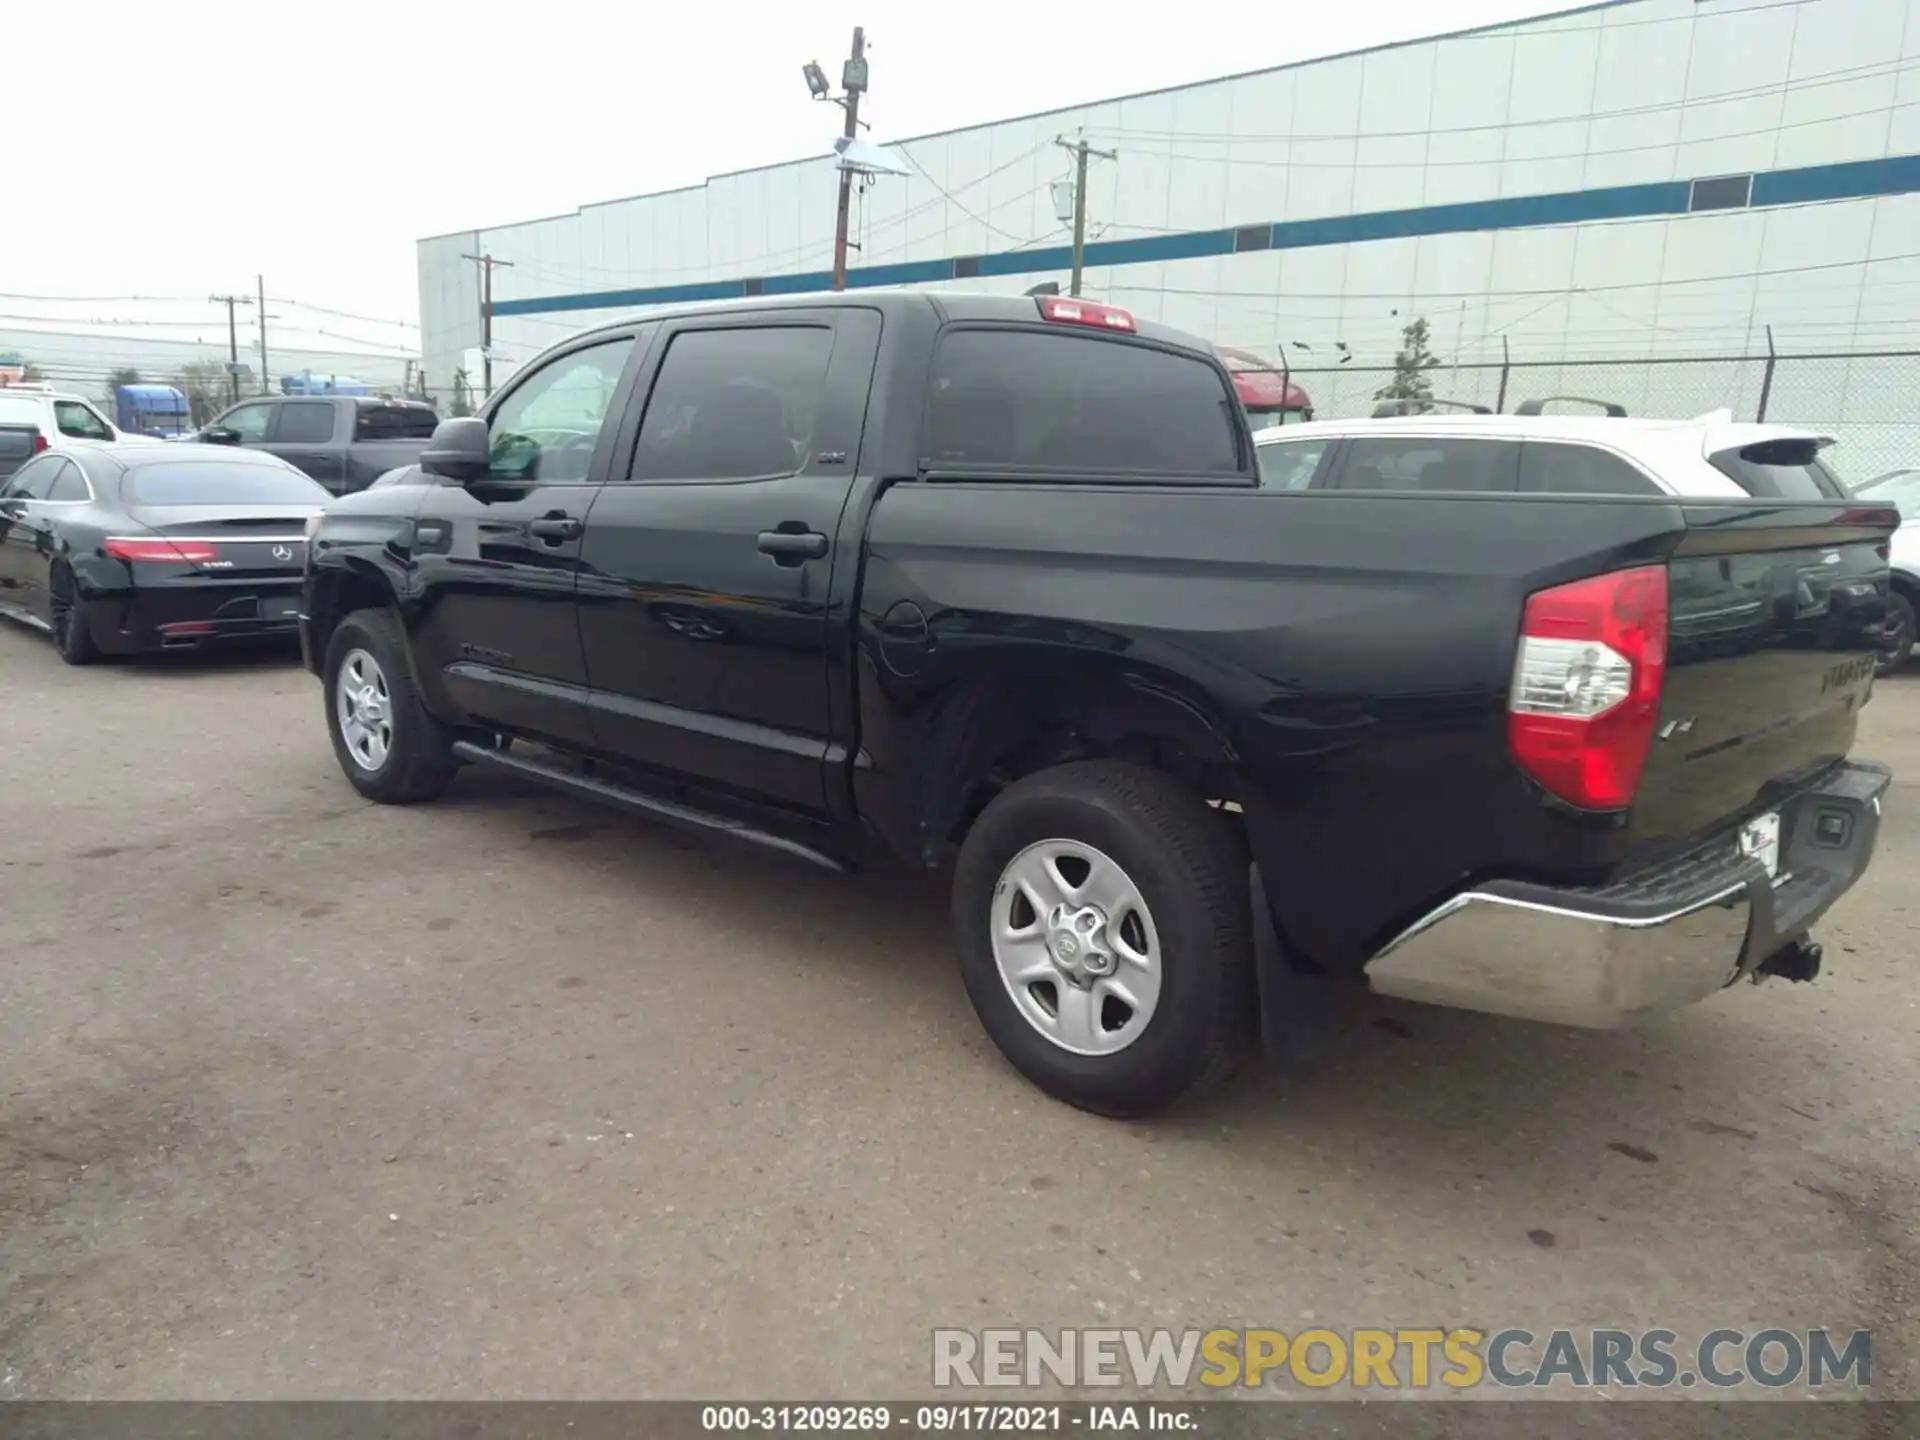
1276;350;1920;485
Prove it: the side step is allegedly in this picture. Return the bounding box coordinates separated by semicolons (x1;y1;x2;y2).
450;740;849;874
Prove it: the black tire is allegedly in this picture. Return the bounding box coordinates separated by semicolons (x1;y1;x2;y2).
1878;592;1915;677
323;607;457;804
951;760;1253;1117
49;565;98;667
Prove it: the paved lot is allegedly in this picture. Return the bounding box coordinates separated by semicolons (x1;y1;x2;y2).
1;620;1917;1402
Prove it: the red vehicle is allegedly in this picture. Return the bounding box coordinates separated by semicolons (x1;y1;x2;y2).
1218;346;1313;428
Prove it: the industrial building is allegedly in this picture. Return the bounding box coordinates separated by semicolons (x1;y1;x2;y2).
418;0;1920;470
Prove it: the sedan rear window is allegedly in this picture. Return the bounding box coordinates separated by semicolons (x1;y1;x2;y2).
1709;439;1847;500
123;462;330;506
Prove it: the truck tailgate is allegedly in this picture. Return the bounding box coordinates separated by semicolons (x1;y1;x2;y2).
1627;501;1898;854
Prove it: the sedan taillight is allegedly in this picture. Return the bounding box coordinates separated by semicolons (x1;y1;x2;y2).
104;537;219;565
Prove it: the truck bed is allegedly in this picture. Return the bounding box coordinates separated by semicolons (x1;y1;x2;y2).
855;482;1895;977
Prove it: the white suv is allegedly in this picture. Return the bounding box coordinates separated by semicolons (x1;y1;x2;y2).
1250;404;1847;501
0;383;158;453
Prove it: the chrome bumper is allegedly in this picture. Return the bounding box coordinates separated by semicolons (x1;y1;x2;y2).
1364;760;1892;1029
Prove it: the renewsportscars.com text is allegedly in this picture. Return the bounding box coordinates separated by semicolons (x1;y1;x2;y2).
932;1327;1871;1391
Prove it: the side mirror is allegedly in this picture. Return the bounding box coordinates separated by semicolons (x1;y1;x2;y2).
420;417;491;483
202;425;240;445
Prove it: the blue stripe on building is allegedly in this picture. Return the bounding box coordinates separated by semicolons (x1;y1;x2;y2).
488;153;1920;319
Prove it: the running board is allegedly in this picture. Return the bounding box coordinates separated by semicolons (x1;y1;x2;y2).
450;739;848;873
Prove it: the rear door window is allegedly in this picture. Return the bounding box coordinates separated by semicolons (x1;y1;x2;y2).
1331;436;1520;492
1518;442;1661;495
274;402;336;445
1710;440;1848;499
922;329;1244;477
629;326;833;482
46;462;91;501
1254;438;1331;490
3;455;60;499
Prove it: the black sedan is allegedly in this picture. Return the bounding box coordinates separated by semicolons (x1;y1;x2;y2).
0;442;328;664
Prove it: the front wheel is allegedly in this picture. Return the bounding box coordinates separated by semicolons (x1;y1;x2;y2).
951;760;1253;1117
1878;592;1915;677
323;608;457;803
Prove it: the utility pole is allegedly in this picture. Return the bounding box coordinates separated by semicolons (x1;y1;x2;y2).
830;27;868;292
256;274;270;394
209;292;254;403
1056;132;1117;298
461;251;515;398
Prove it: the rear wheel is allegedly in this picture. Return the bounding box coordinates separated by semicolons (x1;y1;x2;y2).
323;608;457;803
951;760;1253;1117
49;566;98;667
1878;592;1915;677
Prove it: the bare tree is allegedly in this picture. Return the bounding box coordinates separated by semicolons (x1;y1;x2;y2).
172;361;232;427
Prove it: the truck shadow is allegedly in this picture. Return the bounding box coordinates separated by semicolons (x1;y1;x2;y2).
445;763;1859;1185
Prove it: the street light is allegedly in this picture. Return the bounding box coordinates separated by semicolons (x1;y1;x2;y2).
802;60;831;99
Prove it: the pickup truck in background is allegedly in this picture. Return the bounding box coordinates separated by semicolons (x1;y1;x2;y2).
197;394;438;495
300;291;1898;1116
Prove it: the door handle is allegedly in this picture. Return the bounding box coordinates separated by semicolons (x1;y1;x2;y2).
756;529;828;565
528;515;582;544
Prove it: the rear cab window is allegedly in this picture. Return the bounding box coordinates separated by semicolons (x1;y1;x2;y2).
355;405;439;441
921;328;1245;478
1710;439;1848;499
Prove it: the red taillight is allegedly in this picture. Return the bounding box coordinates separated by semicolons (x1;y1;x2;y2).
31;434;47;454
1508;565;1669;810
1036;295;1136;332
104;537;219;565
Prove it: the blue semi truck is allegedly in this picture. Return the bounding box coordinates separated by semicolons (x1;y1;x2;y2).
114;384;193;438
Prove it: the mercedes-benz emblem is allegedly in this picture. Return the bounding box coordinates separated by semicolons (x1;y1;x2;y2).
271;544;294;561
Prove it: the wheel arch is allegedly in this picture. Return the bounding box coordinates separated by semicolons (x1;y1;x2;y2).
307;558;404;671
866;656;1241;870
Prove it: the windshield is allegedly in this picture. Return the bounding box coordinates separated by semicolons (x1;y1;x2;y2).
123;462;330;506
1860;471;1920;521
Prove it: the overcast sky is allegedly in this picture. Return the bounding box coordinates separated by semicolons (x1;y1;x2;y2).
4;0;1566;354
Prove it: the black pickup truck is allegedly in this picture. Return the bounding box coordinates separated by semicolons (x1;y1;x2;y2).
197;394;438;495
300;291;1896;1115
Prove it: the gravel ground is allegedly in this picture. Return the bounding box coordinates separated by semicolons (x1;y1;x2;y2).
1;621;1916;1402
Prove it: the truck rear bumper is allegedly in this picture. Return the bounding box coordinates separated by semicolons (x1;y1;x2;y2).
1363;759;1891;1028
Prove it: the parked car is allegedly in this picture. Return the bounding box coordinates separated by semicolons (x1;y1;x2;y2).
192;394;439;495
0;382;161;452
0;443;327;663
1256;416;1913;674
1852;468;1919;673
300;290;1896;1116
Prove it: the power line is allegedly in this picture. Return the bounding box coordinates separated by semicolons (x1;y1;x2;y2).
1096;248;1920;305
1085;54;1920;147
268;297;419;329
1124;101;1920;174
480;141;1055;293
